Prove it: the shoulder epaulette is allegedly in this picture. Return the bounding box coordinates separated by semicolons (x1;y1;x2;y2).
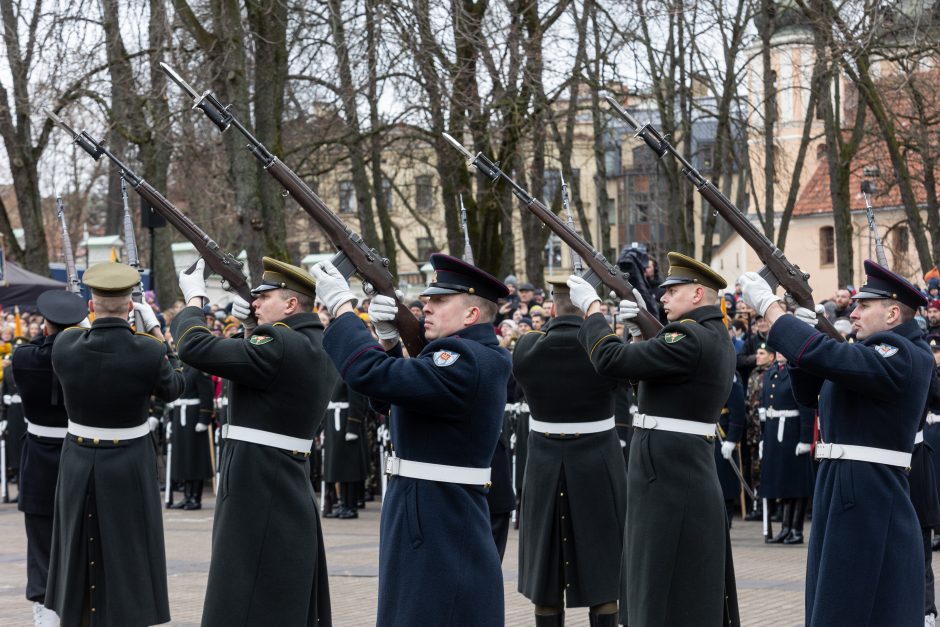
62;326;84;333
525;330;546;336
679;318;697;324
134;331;164;344
272;321;290;329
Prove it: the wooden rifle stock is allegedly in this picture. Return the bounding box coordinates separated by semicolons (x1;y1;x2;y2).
158;64;428;356
604;96;843;342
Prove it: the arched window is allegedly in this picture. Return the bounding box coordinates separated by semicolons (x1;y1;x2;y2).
819;226;834;265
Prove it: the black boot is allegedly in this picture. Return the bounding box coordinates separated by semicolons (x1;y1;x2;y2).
784;498;806;544
589;609;618;627
322;487;338;518
535;612;564;627
184;481;203;510
767;500;793;544
170;481;189;509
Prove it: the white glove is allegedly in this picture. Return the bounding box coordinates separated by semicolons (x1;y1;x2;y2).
79;316;92;329
195;422;208;433
132;302;160;333
721;440;736;460
368;294;401;342
566;275;600;313
738;271;782;316
344;432;360;442
794;304;826;328
179;258;208;306
620;439;627;449
759;440;764;460
795;442;812;455
617;290;647;337
231;295;257;333
0;419;6;433
148;416;160;432
311;261;357;316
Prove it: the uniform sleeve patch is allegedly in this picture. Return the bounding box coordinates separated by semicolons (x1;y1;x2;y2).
873;343;898;358
249;334;274;346
663;332;686;344
433;350;460;366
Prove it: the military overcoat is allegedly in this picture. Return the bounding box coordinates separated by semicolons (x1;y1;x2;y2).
715;374;746;501
512;315;627;608
170;364;214;481
323;379;368;484
2;363;26;474
578;305;739;627
46;318;184;627
323;314;510;627
13;334;68;516
758;364;816;499
769;315;930;626
173;306;337;627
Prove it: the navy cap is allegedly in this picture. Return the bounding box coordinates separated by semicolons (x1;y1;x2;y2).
852;260;927;310
421;253;509;303
928;334;940;350
37;290;88;327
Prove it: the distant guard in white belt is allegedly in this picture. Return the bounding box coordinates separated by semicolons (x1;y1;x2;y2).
740;259;934;626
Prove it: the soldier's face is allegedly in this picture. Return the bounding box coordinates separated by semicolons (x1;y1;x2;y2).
660;284;698;321
850;299;898;339
252;290;296;325
755;348;775;366
422;294;477;340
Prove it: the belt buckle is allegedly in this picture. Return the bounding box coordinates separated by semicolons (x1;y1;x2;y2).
385;456;401;476
636;413;656;429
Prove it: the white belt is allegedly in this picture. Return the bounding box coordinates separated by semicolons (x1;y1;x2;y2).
529;416;615;435
327;401;349;432
915;430;924;445
384;455;491;486
169;398;201;426
815;442;911;468
519;402;530;414
765;408;800;418
928;413;940;426
26;421;68;439
68;420;150;441
3;394;22;405
221;424;313;454
632;413;716;437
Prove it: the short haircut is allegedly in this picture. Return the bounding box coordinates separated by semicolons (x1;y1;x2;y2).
93;293;131;318
281;288;317;313
700;286;718;305
886;299;915;323
554;293;581;317
464;294;497;323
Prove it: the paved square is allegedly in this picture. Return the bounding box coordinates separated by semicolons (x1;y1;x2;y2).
0;491;930;625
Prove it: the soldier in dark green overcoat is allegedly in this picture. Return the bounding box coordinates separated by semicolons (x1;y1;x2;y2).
567;251;740;627
173;257;337;627
45;262;184;627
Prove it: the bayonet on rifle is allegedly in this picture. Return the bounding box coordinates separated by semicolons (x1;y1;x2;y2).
559;171;583;275
121;176;146;330
55;193;82;296
46;109;253;305
161;63;427;357
458;195;474;265
861;181;889;268
604;95;843;342
442;132;663;340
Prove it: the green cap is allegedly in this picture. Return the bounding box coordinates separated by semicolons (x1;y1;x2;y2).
82;262;140;296
250;257;317;299
659;251;727;291
544;274;569;295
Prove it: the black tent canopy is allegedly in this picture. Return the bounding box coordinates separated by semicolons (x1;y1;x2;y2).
0;260;68;308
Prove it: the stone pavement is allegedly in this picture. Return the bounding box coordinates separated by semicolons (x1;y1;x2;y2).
0;490;928;626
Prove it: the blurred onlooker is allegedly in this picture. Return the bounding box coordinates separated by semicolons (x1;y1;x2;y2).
530;312;545;331
927;300;940;335
928;278;940;301
831;287;855;319
518;283;535;308
833;318;853;338
517;316;533;334
408;300;424;319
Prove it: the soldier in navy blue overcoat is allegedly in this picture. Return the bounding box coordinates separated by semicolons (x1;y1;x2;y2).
758;356;815;544
313;253;511;627
715;373;746;521
741;260;932;626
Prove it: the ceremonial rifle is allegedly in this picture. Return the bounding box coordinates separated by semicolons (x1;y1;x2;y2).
442;132;663;340
160;64;427;357
559;171;584;274
458;195;474;265
605;95;844;342
45;110;253;304
121;176;147;331
861;180;889;267
55;193;82;295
